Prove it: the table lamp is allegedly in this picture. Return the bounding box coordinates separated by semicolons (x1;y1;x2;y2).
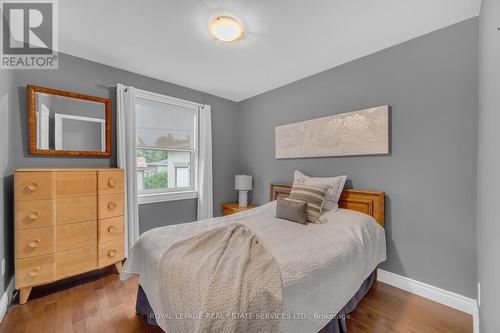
235;175;253;208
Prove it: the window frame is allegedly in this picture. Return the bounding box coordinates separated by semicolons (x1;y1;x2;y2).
134;88;201;205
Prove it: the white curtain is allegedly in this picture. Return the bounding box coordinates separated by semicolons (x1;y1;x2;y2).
117;84;140;257
197;104;213;220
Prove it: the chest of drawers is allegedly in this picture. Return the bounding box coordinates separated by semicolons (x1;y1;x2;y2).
14;168;125;304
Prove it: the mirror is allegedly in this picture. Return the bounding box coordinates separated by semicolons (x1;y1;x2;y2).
28;85;111;156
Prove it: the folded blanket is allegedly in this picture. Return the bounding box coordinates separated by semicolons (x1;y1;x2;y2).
159;223;283;333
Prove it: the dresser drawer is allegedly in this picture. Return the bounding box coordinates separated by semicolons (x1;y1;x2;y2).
98;216;124;243
98;193;124;219
56;245;97;280
98;170;124;195
55;171;97;198
15;199;54;230
16;227;55;259
56;221;97;251
55;196;97;225
98;238;123;268
15;172;54;201
16;255;56;288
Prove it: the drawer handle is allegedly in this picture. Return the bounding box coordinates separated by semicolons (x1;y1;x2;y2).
28;211;40;220
28;239;40;248
108;249;116;258
108;178;117;187
108;225;117;233
27;183;40;191
29;267;41;277
107;202;117;210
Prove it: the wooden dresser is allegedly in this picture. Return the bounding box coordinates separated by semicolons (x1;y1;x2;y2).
14;168;125;304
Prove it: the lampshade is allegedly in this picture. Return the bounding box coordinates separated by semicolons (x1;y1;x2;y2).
235;175;252;190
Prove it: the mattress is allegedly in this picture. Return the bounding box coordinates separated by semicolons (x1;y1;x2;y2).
121;201;386;333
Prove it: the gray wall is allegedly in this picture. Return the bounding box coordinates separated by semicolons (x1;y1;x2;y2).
2;53;239;295
0;17;481;303
138;199;197;234
0;69;13;295
237;18;478;298
477;1;500;331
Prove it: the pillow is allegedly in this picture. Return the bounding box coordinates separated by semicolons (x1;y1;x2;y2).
275;198;308;224
293;170;347;211
286;183;330;223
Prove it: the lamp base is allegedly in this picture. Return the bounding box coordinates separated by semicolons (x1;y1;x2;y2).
238;190;248;208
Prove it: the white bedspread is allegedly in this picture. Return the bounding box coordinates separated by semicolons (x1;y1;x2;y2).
121;201;386;333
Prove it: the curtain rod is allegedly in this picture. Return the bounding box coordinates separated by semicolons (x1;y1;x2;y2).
97;83;208;109
97;83;129;92
96;83;119;90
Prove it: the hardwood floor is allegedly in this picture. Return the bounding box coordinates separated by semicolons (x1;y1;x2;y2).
347;280;472;333
0;267;472;333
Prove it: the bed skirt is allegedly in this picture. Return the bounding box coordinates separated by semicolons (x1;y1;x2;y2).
135;272;375;333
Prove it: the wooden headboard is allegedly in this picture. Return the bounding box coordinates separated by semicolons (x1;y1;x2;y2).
270;183;385;227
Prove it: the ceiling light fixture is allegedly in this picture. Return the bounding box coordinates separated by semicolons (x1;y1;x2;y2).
209;16;243;42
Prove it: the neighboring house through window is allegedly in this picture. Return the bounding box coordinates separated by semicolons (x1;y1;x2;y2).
135;89;199;204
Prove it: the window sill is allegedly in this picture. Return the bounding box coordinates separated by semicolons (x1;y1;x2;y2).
138;191;198;205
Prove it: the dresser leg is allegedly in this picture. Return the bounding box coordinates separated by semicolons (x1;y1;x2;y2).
19;287;32;304
114;261;123;273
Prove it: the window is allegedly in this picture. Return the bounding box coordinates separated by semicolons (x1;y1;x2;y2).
175;166;190;188
135;89;199;204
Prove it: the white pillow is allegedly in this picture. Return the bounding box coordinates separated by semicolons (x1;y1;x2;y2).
293;170;347;211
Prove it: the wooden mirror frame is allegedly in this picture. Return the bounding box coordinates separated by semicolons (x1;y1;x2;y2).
28;84;112;156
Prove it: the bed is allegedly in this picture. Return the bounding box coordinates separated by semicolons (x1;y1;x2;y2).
121;184;386;333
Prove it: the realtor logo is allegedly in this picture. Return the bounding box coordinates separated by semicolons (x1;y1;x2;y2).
1;0;58;69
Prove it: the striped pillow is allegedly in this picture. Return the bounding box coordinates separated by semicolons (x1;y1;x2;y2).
285;183;330;223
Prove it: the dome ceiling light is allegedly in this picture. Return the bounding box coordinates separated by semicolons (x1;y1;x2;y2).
209;16;244;42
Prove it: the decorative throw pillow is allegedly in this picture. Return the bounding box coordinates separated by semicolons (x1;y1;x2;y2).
293;170;347;211
275;198;308;224
286;183;330;223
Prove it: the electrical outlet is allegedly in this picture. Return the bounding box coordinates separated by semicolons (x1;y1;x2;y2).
478;282;481;307
1;258;4;276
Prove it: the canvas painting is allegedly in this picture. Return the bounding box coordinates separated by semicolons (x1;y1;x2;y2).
275;105;389;159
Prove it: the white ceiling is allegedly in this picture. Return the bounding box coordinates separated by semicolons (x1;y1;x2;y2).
60;0;481;102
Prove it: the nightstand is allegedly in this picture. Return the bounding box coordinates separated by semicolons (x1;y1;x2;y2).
221;203;257;216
